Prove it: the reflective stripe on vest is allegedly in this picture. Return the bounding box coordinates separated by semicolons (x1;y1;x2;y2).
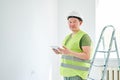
61;63;89;71
62;55;91;63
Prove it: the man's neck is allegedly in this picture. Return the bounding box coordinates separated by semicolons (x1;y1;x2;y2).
72;29;80;34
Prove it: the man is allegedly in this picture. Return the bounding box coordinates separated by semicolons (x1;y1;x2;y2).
52;11;92;80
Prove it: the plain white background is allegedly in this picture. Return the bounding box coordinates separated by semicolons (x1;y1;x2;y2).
0;0;58;80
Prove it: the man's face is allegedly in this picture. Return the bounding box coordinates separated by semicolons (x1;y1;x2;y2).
68;18;82;32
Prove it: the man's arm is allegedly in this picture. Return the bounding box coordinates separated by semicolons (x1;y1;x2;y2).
58;46;91;60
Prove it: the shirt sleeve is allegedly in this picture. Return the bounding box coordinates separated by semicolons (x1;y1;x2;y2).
79;34;92;49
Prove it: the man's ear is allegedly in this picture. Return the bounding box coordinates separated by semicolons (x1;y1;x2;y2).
79;21;83;25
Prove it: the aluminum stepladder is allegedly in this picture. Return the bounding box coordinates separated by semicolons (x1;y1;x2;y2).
87;25;120;80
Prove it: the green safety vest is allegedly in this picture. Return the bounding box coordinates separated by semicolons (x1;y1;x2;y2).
60;30;91;79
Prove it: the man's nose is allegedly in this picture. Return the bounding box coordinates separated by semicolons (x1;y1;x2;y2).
70;23;74;26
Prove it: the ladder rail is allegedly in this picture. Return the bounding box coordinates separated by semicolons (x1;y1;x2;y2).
101;25;115;80
90;25;115;65
88;25;115;75
114;37;120;70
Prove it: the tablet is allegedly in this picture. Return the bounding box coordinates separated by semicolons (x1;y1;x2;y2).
50;46;59;50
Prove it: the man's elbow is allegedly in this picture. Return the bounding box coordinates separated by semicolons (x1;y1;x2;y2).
85;55;90;60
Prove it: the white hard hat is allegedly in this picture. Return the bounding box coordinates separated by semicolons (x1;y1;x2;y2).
68;11;80;18
67;11;83;21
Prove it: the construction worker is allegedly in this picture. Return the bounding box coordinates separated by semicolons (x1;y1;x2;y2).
52;11;92;80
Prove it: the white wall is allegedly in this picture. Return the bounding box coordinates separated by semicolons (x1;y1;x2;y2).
0;0;58;80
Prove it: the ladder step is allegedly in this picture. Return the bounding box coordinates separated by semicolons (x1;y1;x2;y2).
97;50;116;53
92;64;105;67
87;77;95;80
